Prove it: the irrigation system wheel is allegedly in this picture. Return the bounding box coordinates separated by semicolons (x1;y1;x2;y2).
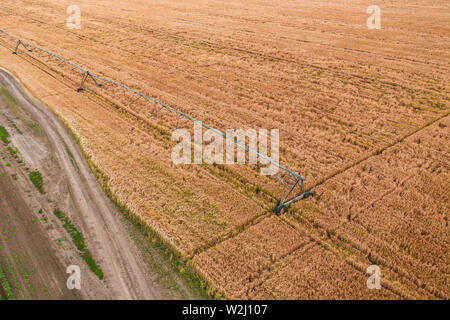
275;204;287;216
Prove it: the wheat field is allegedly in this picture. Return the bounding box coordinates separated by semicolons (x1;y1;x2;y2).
0;0;448;299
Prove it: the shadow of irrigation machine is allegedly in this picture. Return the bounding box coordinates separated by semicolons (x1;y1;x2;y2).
2;29;313;215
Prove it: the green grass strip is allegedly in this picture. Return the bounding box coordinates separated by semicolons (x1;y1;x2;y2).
29;170;44;194
7;119;22;135
8;146;18;156
0;125;9;144
0;265;14;300
5;258;23;299
14;255;34;296
64;143;79;171
0;88;18;105
53;209;104;280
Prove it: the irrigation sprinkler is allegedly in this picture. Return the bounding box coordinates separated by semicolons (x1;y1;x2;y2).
273;170;314;215
12;40;32;55
77;71;102;92
12;40;21;54
1;28;313;215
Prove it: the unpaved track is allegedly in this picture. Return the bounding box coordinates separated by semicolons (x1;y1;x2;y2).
0;167;83;300
0;67;161;299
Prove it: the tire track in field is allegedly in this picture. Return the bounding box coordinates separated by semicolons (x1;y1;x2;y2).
279;208;448;299
174;16;450;70
2;5;447;98
245;219;411;299
308;110;450;193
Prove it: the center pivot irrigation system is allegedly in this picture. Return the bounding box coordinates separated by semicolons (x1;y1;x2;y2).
1;28;313;215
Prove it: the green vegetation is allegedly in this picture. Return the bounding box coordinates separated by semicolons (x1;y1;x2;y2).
14;255;34;296
8;146;18;156
87;158;211;298
29;170;44;194
53;209;104;280
0;265;14;300
5;258;24;299
26;121;43;136
0;88;18;105
0;125;9;144
64;143;79;171
58;113;210;298
7;119;22;135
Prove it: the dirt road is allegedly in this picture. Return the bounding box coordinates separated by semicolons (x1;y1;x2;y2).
0;67;203;299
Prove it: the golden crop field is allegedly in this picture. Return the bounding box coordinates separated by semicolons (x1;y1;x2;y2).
0;0;448;299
